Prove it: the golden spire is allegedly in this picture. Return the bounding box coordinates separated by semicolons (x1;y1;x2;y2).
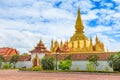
89;37;93;51
75;7;84;32
50;39;54;52
60;40;63;48
70;7;87;41
90;37;93;46
54;40;59;52
95;35;99;43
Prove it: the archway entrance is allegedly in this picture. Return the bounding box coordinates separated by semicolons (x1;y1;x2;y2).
32;54;40;67
33;58;37;66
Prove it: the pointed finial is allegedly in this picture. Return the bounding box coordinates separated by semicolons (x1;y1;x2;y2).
51;39;53;43
96;35;98;41
90;36;93;46
50;39;54;52
90;36;92;41
39;37;42;43
75;6;84;32
60;40;63;48
78;6;80;17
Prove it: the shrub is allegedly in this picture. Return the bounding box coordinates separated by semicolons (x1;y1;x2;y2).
3;63;11;69
58;60;72;70
19;66;42;71
86;62;95;71
41;57;55;70
76;66;80;71
32;66;42;71
19;68;32;71
104;66;109;71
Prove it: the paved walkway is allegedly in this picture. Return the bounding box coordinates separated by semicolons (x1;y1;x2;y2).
0;70;120;80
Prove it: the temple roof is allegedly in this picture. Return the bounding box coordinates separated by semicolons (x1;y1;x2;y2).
45;52;116;60
0;47;18;56
3;52;116;61
4;55;31;62
30;40;50;53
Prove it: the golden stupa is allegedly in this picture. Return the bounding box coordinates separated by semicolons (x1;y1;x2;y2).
50;8;105;53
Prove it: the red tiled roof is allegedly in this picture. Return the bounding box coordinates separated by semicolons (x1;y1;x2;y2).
45;52;116;60
2;52;117;62
4;55;31;62
0;47;18;56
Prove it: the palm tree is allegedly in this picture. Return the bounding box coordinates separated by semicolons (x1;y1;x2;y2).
10;54;19;68
0;55;5;68
87;55;99;70
108;52;120;71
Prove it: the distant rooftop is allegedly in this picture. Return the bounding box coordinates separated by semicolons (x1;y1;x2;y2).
0;47;18;56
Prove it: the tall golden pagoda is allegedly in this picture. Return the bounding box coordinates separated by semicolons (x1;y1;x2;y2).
50;8;105;53
70;7;87;41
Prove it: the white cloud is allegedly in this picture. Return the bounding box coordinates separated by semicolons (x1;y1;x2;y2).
82;9;99;21
113;0;120;3
92;0;101;2
0;0;120;53
85;25;112;35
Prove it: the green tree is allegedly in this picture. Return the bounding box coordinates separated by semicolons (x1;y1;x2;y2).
0;55;5;68
41;56;55;70
58;55;72;70
10;54;19;68
64;54;72;60
58;60;72;70
87;55;99;70
108;52;120;71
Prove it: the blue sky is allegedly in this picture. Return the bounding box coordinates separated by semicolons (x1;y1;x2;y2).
0;0;120;53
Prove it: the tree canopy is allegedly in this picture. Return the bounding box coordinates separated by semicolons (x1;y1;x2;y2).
108;52;120;71
10;54;19;68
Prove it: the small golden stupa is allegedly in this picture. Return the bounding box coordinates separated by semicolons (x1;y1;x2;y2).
50;8;105;53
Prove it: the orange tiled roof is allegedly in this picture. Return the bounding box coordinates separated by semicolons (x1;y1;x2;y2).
2;52;117;61
45;52;116;60
4;55;31;62
0;47;18;56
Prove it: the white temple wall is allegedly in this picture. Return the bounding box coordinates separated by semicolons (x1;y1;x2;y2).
1;60;113;71
16;61;32;68
1;61;31;68
14;60;113;71
2;54;113;71
71;60;113;71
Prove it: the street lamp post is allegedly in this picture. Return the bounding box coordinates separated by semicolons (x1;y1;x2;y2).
55;52;58;70
55;47;60;70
